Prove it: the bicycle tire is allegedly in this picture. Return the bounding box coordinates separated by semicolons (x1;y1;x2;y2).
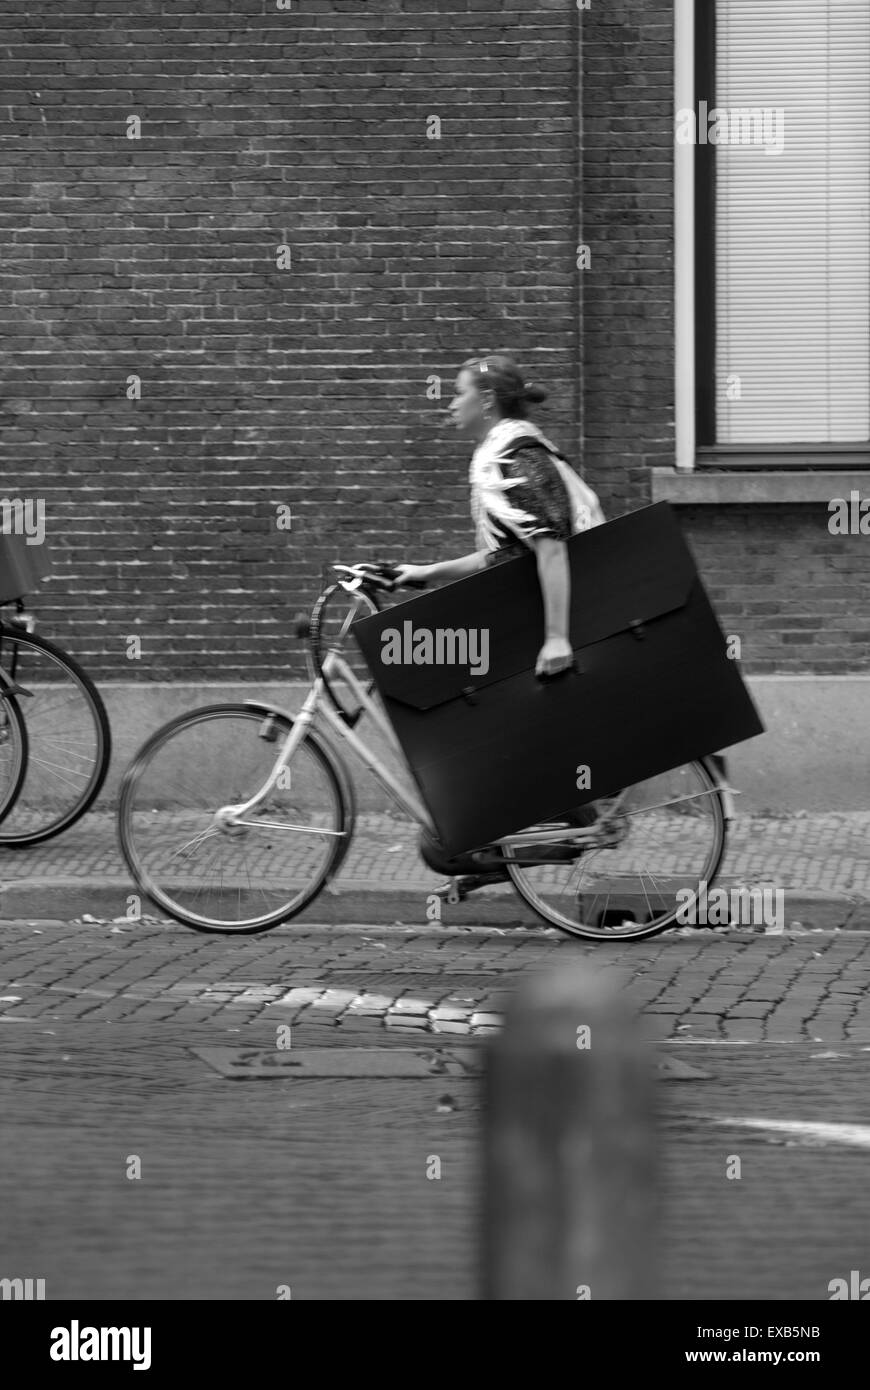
310;582;382;722
505;759;728;942
117;703;352;934
0;689;28;827
0;627;111;845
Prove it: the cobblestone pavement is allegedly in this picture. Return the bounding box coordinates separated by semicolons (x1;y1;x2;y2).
2;919;870;1041
3;920;870;1300
2;809;870;914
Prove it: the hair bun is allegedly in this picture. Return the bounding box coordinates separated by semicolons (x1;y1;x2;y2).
523;383;548;404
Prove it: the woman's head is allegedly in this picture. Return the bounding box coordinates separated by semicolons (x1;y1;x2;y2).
450;354;548;437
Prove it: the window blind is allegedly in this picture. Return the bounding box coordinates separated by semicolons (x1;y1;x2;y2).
715;0;870;444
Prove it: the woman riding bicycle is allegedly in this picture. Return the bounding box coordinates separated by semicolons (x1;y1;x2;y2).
394;353;606;894
396;353;604;671
117;350;731;939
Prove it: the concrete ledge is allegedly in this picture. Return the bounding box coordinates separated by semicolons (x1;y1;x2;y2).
0;879;533;927
89;677;870;814
726;676;870;811
94;681;417;812
651;469;870;504
1;880;867;930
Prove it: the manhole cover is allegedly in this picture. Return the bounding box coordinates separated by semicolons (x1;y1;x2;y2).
190;1046;482;1079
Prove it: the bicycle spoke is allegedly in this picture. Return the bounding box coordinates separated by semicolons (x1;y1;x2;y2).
506;764;726;941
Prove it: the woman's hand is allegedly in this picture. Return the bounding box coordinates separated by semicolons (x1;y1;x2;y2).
536;635;575;679
392;563;433;588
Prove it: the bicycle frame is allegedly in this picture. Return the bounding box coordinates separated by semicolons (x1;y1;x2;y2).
213;581;736;851
209;584;436;836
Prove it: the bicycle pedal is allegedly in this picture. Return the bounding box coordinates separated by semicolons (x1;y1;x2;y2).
258;715;279;742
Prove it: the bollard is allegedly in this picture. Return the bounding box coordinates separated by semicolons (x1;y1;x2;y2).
481;962;657;1300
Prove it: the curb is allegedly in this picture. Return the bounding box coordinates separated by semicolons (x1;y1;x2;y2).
1;880;869;930
0;879;528;927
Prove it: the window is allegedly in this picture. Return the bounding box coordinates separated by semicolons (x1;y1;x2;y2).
696;0;870;453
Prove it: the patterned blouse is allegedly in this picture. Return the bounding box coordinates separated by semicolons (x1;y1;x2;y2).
481;444;575;568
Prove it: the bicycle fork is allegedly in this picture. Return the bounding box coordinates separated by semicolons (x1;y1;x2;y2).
211;679;331;834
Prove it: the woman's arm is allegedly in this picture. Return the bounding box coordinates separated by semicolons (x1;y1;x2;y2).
533;536;574;677
396;539;574;677
535;536;571;640
394;551;489;587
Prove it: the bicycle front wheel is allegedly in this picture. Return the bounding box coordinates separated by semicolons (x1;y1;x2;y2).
0;689;28;826
118;703;352;934
0;627;111;845
504;761;727;942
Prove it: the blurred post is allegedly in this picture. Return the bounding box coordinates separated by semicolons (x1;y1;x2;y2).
482;961;657;1300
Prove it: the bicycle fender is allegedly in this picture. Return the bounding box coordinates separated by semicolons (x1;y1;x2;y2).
700;753;736;820
241;699;357;877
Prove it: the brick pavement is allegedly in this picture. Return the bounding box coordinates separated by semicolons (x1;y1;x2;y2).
2;808;870;927
2;919;870;1043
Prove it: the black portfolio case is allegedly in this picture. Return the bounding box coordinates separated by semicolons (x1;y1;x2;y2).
352;502;764;857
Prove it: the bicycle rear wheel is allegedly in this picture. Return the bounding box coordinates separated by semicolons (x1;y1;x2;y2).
118;703;352;934
504;761;727;941
0;627;111;845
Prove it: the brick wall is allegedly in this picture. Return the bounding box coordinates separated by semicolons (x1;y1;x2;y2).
679;508;870;675
0;0;580;680
1;1;866;682
582;0;676;517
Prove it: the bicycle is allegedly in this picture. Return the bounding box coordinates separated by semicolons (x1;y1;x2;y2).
117;561;733;941
0;679;28;828
0;597;112;845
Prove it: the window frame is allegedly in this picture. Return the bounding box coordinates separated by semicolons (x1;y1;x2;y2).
692;0;870;469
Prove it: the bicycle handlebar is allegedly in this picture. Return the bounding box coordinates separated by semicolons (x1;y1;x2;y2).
332;562;427;594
